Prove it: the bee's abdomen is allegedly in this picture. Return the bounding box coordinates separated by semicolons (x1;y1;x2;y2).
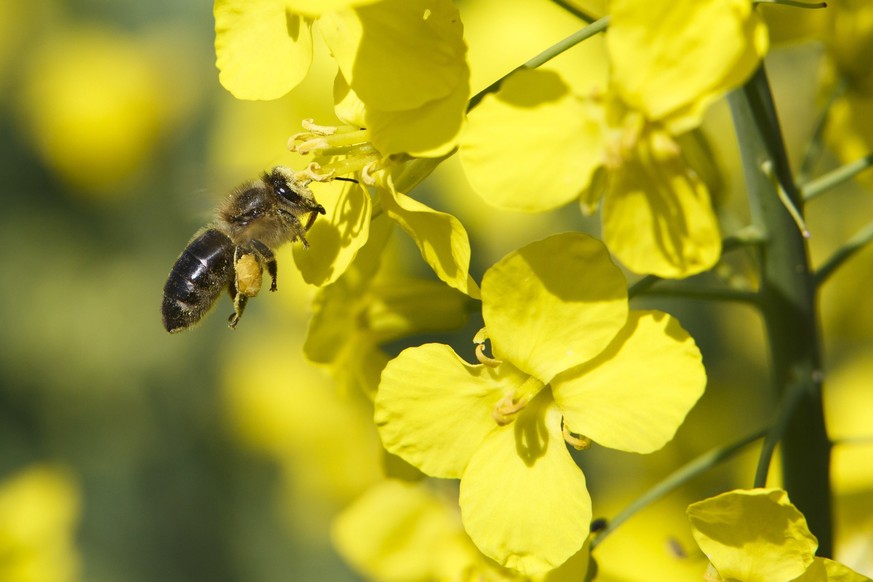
162;229;234;333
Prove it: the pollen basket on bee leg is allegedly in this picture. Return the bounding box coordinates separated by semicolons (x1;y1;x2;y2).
234;253;263;297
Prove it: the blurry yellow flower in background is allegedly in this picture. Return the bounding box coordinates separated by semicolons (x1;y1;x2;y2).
333;479;592;582
827;350;873;495
17;25;196;196
0;465;81;582
608;0;767;135
222;332;382;537
304;216;471;397
823;0;873;187
593;493;708;582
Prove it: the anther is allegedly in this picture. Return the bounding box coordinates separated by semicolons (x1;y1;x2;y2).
473;328;502;367
301;119;338;135
492;392;530;426
562;422;592;450
295;163;334;184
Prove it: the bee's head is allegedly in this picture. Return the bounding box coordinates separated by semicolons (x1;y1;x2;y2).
267;166;325;215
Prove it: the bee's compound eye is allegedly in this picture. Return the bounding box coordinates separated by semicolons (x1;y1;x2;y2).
276;182;302;204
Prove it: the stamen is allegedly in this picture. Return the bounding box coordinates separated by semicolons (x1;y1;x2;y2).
301;119;338;134
295;163;332;184
289;127;373;155
562;422;592;450
492;392;530;426
475;343;502;367
320;153;382;182
473;328;501;367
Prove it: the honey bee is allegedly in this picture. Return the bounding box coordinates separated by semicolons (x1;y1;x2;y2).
161;166;326;333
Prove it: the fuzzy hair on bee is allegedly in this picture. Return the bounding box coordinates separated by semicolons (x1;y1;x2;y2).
161;166;326;333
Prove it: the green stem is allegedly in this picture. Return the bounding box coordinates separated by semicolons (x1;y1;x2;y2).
627;225;765;299
815;219;873;285
754;379;807;487
549;0;599;23
797;78;846;184
727;66;832;556
802;153;873;201
640;286;759;304
467;16;610;111
754;0;828;8
590;428;767;550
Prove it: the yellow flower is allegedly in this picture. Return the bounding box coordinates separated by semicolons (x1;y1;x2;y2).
600;110;723;277
289;123;480;296
824;0;873;187
223;332;383;536
375;233;706;574
215;0;469;157
17;26;177;195
0;465;81;582
304;216;472;397
608;0;768;135
333;479;592;581
460;0;766;278
687;488;871;582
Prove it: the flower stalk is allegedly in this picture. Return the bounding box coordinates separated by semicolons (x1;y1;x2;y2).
727;66;832;557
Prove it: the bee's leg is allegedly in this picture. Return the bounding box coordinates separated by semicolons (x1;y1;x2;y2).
303;209;321;231
277;210;311;248
227;274;248;329
250;239;277;292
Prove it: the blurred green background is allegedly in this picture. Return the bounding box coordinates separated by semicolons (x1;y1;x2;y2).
0;0;366;580
1;0;872;581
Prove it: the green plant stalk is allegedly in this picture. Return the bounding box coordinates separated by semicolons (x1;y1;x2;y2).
802;152;873;201
467;16;610;111
590;428;767;550
727;67;832;556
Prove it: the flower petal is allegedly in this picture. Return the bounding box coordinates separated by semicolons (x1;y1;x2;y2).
460;68;607;212
215;0;313;100
304;214;391;364
286;0;379;18
687;488;817;582
368;278;471;344
293;180;371;286
332;480;471;582
792;557;872;582
318;0;466;112
603;129;722;278
379;175;480;298
553;310;705;453
608;0;767;132
460;394;591;575
374;344;527;478
364;73;469;157
482;233;628;384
